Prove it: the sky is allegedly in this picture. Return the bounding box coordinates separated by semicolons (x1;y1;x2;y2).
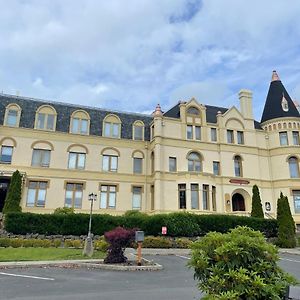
1;0;300;121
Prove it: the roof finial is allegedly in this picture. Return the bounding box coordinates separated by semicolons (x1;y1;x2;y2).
152;104;163;116
271;70;280;82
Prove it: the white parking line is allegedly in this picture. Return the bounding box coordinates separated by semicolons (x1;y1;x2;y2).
280;258;300;264
175;255;191;260
0;272;55;281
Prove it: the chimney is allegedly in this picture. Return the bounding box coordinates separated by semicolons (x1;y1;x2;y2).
239;89;253;119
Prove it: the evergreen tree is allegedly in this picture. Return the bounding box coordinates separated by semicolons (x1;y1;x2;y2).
250;184;264;218
3;170;22;213
276;192;296;248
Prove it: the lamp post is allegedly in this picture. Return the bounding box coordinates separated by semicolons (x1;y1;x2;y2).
83;192;97;257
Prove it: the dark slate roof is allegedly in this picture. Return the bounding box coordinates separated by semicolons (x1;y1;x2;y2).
0;94;152;140
261;80;300;123
164;102;263;129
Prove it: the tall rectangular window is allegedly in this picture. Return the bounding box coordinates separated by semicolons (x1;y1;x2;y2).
31;149;51;167
104;122;120;138
293;131;300;145
68;152;86;169
195;126;201;140
134;126;143;140
27;181;47;207
169;157;177;172
191;184;199;209
37;113;55;130
65;183;83;208
100;185;116;209
227;130;234;143
71;118;88;135
213;161;220;175
103;155;118;172
211;128;217;142
0;146;13;164
237;131;244;144
7;110;18;126
293;190;300;213
187;125;193;139
212;186;216;211
202;184;209;210
178;184;186;209
132;186;142;209
133;158;142;174
279;131;288;145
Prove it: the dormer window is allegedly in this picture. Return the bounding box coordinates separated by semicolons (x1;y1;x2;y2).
103;114;121;138
70;110;90;135
4;104;21;127
35;105;57;131
186;106;201;141
133;121;144;141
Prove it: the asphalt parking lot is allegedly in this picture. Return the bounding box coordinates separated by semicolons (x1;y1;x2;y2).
0;254;299;300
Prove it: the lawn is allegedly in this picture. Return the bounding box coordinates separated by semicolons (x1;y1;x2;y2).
0;248;106;262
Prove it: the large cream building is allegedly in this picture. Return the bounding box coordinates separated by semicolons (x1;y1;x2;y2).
0;71;299;226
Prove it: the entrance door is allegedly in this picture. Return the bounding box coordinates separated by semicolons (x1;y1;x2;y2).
232;193;245;211
0;178;10;212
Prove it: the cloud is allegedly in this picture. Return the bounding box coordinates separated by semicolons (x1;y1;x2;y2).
0;0;300;120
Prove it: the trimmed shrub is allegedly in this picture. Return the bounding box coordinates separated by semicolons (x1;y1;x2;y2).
174;237;193;249
94;239;109;252
3;170;22;213
189;226;297;299
52;239;62;248
104;227;135;263
251;184;264;218
0;238;11;247
276;192;296;248
53;207;75;215
10;238;23;248
142;236;172;248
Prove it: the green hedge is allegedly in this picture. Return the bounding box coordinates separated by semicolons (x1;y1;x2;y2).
4;212;278;237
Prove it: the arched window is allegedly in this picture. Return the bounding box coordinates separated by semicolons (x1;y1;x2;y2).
4;104;21;127
133;120;144;141
101;147;120;172
187;106;200;115
132;150;144;174
31;141;54;168
289;157;299;178
67;144;88;170
103;114;121;138
0;137;16;164
35;105;57;131
187;152;202;172
234;155;243;177
70;110;90;135
186;106;201;141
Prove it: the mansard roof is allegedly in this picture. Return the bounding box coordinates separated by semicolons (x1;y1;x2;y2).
261;71;300;123
0;94;152;140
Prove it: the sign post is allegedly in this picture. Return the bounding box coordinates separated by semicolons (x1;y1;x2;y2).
135;231;144;266
162;226;167;235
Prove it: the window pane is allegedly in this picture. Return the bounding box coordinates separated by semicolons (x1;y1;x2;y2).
195;126;201;140
102;156;109;171
29;181;38;189
108;191;116;208
293;190;300;213
169;157;176;172
227;130;234;143
66;183;74;191
37;189;46;207
37;113;45;129
237;131;244;144
112;124;119;138
134;158;142;174
211;128;217;142
39;182;47;189
27;189;36;207
68;153;77;169
80;119;88;134
104;122;111;136
100;191;107;208
41;150;50;167
71;118;79;133
65;190;73;207
191;184;199;209
279;132;288;145
195;161;201;172
46;114;55;130
77;153;86;169
188;160;194;171
134;126;143;140
178;184;186;209
1;146;13;163
293;132;299;145
187;125;193;139
7;110;18;126
213;161;220;175
203;185;209;210
110;156;118;171
132;187;141;209
289;158;299;178
74;191;82;208
234;159;241;177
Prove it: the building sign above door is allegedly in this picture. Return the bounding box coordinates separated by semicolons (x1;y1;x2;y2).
229;179;250;185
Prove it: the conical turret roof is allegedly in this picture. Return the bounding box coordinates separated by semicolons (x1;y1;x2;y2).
261;71;300;123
